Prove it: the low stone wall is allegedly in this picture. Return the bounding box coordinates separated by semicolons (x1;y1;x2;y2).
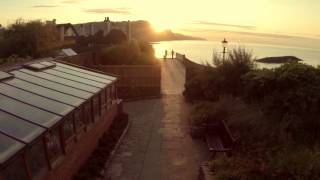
91;65;161;100
176;53;186;62
177;54;208;82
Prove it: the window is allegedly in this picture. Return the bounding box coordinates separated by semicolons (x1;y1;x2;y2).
74;108;85;133
27;140;48;179
84;102;92;123
1;156;29;180
112;84;116;100
62;114;75;143
100;91;106;107
92;95;100;120
44;127;63;164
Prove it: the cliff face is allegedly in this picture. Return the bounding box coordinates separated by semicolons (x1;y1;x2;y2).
129;20;205;42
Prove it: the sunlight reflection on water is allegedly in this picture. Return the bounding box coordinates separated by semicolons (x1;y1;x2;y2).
152;40;320;68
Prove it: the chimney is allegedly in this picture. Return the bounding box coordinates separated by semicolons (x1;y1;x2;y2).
104;17;111;36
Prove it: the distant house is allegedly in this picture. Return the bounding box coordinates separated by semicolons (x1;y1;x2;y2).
73;17;131;40
56;23;79;42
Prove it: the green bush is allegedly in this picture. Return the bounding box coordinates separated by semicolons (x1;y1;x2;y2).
242;62;320;145
97;40;158;65
184;47;255;102
210;147;320;179
0;19;60;58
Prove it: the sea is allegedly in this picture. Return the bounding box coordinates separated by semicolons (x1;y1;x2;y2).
152;40;320;68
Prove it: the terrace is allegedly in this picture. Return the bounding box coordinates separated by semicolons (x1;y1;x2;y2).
0;59;119;180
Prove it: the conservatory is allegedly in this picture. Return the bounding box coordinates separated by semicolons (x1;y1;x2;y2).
0;59;118;180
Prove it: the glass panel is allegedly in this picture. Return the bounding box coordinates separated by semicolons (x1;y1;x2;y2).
24;63;47;70
6;78;84;107
44;69;106;88
0;94;61;128
11;70;93;99
100;91;106;106
38;61;55;67
0;133;24;165
84;102;92;123
112;85;116;100
0;71;13;81
27;140;48;179
93;96;100;120
0;111;45;143
55;62;117;81
63;114;74;142
1;155;29;180
74;108;85;132
0;83;74;116
51;66;112;84
45;127;63;163
19;69;100;93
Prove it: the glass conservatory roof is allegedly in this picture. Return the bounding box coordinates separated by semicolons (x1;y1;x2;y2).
0;60;117;167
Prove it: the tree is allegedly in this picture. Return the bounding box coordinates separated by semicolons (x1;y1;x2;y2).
104;29;128;45
0;19;60;58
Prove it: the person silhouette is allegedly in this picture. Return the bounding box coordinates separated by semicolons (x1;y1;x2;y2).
171;49;174;59
164;50;168;60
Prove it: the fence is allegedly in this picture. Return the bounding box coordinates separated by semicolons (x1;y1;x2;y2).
91;65;161;99
59;52;161;100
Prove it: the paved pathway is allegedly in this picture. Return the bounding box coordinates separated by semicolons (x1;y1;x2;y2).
106;59;207;180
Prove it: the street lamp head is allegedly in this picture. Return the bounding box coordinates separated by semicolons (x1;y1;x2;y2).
222;38;228;48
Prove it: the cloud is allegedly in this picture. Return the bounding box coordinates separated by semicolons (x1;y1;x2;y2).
32;5;59;8
194;21;256;30
181;28;318;40
62;0;87;4
83;8;131;15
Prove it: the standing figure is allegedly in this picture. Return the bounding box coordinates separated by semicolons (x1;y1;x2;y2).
164;50;168;60
171;49;174;59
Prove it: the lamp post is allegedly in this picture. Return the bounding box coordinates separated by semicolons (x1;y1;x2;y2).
222;38;228;62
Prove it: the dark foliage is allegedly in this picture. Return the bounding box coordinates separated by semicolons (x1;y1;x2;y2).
104;29;128;45
97;40;158;65
74;113;129;180
184;47;255;102
0;20;60;58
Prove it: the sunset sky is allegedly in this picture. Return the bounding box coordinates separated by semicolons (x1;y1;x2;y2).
1;0;320;48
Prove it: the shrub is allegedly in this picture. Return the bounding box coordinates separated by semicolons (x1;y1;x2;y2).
97;40;158;65
210;146;320;179
242;62;320;145
0;19;60;58
183;47;256;102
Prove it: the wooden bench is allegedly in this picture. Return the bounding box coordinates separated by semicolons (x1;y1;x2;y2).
205;120;238;159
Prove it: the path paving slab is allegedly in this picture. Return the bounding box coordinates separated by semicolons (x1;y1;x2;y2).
105;60;208;180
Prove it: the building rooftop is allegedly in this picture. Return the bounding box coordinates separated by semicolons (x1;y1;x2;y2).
0;59;117;168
